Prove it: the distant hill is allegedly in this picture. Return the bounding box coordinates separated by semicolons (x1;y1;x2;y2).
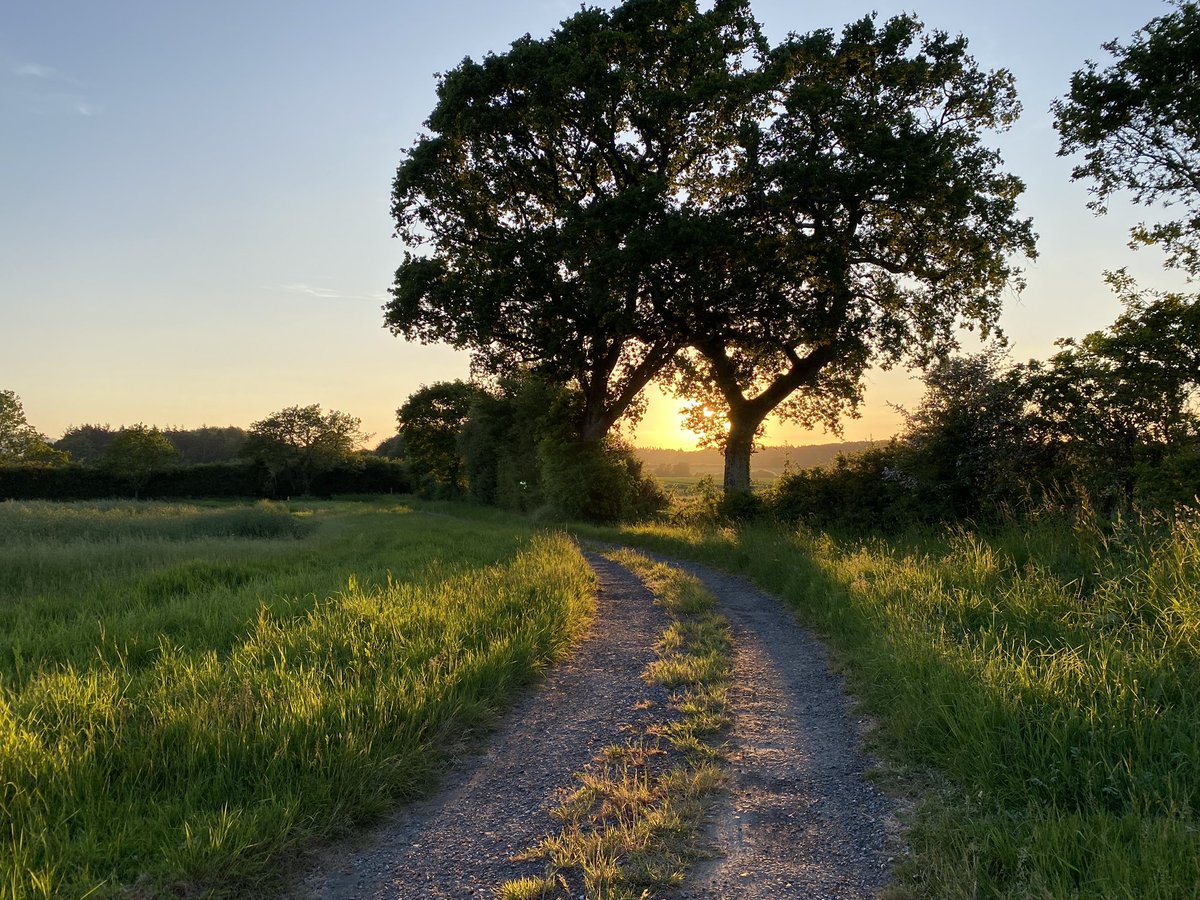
634;441;878;479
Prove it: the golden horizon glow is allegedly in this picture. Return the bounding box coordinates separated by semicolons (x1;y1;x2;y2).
630;383;909;450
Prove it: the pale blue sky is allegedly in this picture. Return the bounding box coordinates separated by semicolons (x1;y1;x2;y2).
0;1;1180;448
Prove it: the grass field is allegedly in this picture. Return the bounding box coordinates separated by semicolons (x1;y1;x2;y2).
0;499;594;899
584;512;1200;898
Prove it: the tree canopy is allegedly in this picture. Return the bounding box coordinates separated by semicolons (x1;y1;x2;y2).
100;424;179;496
1053;1;1200;275
0;390;67;466
53;424;117;464
669;13;1036;491
387;2;1035;493
386;0;766;441
397;381;488;494
242;404;364;494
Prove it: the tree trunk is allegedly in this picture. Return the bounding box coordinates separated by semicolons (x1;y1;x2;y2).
723;424;755;495
579;405;612;443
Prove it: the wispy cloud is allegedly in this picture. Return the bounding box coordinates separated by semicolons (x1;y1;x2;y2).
14;63;58;79
271;283;387;302
5;61;98;116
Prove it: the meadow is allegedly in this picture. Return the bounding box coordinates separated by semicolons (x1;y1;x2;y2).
586;510;1200;898
0;499;594;898
6;494;1199;898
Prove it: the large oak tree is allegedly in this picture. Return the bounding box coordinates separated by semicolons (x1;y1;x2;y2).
386;0;766;441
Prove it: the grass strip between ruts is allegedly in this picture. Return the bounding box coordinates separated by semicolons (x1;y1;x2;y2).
499;549;733;900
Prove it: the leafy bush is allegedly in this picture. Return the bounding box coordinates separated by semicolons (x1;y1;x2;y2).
539;438;667;524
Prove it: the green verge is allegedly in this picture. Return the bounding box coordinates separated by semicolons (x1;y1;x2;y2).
500;549;732;900
0;499;594;899
574;515;1200;898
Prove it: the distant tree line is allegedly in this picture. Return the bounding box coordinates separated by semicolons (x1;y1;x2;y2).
0;403;410;501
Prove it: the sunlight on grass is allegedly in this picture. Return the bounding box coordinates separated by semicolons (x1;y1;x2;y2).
503;550;731;899
0;499;594;898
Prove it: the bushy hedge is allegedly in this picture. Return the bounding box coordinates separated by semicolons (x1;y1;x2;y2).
0;458;412;502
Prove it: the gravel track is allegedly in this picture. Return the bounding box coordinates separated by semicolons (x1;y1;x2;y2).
288;547;895;899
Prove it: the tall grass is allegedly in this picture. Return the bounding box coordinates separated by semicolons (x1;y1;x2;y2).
583;512;1200;897
0;499;594;898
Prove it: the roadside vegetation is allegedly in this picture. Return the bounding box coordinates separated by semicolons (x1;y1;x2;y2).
0;499;594;899
576;513;1200;897
501;550;732;899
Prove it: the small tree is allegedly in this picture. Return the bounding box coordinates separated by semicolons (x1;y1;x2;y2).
458;373;571;510
101;424;179;497
1053;1;1200;275
242;404;364;495
1025;275;1200;509
396;381;488;496
0;390;68;466
897;350;1045;519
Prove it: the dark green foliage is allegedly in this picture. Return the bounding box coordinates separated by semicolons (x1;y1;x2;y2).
895;351;1051;520
457;375;563;511
767;444;918;531
767;301;1200;529
1025;277;1200;512
163;426;248;464
0;463;127;500
397;381;487;497
53;423;118;463
0;459;411;502
1054;1;1200;275
242;404;364;496
540;438;668;525
101;424;180;498
373;434;407;459
144;462;267;499
309;457;412;498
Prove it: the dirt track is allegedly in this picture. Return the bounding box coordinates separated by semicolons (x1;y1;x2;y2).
289;549;894;898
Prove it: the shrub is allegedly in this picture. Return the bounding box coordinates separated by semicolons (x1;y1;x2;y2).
539;438;667;524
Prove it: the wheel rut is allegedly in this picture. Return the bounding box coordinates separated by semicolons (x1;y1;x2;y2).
658;558;894;900
288;553;670;898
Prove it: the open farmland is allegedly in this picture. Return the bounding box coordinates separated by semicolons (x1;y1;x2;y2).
0;499;593;898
